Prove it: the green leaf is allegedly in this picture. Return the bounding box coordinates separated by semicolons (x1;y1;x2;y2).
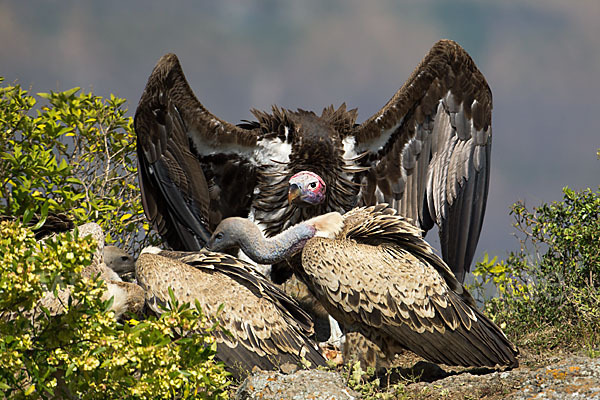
22;208;34;224
40;305;51;318
104;296;115;312
65;363;76;378
119;213;132;222
489;264;506;274
31;202;49;230
168;287;178;308
63;87;81;97
57;126;72;136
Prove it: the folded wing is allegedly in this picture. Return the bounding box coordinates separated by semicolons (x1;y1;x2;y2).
301;205;517;368
136;250;326;377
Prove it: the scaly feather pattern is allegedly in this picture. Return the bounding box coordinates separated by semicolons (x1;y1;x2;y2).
135;250;326;378
298;205;517;368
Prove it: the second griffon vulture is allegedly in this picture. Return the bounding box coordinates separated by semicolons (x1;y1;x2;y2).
135;248;326;377
135;39;492;282
206;204;518;369
30;222;144;320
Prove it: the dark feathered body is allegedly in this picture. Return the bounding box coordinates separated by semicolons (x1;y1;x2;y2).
233;107;359;237
0;212;75;240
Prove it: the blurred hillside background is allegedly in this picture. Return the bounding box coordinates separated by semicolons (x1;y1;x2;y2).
1;0;598;275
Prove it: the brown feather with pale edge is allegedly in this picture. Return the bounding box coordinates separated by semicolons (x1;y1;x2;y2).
135;251;326;378
297;205;518;368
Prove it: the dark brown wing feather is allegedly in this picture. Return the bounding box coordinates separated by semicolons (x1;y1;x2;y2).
136;251;326;378
351;40;492;281
135;53;259;249
30;213;75;240
0;213;75;240
299;205;518;368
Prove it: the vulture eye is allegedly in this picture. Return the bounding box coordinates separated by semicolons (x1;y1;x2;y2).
309;182;317;189
215;232;224;241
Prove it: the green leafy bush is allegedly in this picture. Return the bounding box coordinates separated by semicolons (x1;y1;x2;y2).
472;185;600;352
0;77;152;254
0;77;230;398
0;220;230;399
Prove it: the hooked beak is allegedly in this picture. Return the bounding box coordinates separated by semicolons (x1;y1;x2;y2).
288;184;302;205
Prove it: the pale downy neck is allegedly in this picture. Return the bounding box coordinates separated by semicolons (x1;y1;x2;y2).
236;220;317;265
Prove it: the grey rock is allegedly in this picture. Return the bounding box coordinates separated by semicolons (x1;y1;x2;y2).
235;369;360;400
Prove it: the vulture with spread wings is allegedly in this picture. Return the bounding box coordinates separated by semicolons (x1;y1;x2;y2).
135;39;491;281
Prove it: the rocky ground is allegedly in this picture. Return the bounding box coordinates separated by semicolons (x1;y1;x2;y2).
404;353;600;399
231;349;600;399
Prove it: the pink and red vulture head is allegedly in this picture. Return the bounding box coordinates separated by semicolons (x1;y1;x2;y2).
288;171;326;207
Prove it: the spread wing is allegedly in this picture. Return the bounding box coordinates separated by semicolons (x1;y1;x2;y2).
301;208;518;368
349;40;492;281
135;53;261;250
135;252;326;378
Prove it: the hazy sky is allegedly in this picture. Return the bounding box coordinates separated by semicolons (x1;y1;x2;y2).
2;0;598;271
